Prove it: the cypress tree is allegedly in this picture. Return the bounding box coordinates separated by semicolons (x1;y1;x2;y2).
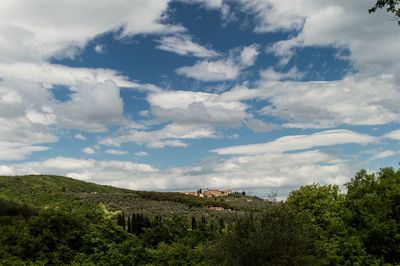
116;213;125;228
127;215;132;233
191;216;197;230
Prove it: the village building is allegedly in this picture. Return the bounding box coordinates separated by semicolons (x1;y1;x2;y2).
184;188;233;198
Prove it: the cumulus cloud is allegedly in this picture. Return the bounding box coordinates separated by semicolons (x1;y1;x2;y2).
253;73;400;128
74;134;86;141
148;89;248;127
156;35;218;57
82;147;96;155
99;123;218;148
0;78;58;160
190;150;352;188
0;0;176;160
135;151;148;157
239;44;259;67
0;157;158;188
245;118;279;133
176;60;240;81
0;0;181;63
94;44;105;54
236;1;400;129
239;0;400;72
105;149;128;156
176;44;259;81
56;80;125;132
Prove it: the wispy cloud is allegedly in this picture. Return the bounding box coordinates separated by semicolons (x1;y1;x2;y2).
157;35;218;57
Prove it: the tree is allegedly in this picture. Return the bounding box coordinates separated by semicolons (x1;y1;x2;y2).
209;207;322;266
369;0;400;24
191;216;197;230
345;168;400;264
286;184;376;264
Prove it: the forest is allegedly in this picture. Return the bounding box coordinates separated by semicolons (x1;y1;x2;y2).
1;167;400;265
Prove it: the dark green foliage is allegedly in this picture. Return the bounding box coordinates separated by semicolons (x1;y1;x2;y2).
128;213;151;235
209;206;322;266
345;168;400;264
286;167;400;265
0;198;37;220
127;215;132;233
369;0;400;24
116;212;125;228
191;215;197;230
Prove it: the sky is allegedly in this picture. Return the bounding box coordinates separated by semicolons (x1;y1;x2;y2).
1;0;400;199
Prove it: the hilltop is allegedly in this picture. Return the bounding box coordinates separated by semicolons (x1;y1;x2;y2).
0;175;270;217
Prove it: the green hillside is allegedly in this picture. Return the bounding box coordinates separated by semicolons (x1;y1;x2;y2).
0;175;275;265
0;175;269;216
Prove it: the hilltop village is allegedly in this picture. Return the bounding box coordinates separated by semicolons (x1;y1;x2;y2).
184;188;242;198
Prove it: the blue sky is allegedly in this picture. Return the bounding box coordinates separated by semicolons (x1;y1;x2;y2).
1;0;400;198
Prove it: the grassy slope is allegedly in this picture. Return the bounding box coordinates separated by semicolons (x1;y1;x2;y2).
0;175;270;218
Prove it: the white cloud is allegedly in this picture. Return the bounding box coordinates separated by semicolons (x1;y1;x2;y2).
239;0;400;72
189;150;352;188
0;0;181;63
0;128;385;192
0;141;50;161
0;76;130;162
179;0;231;20
246;118;279;133
176;44;259;81
371;150;395;160
40;157;96;170
213;129;375;155
181;0;225;9
148;88;249;127
135;151;148;157
239;44;259;66
157;35;218;57
94;44;105;54
0;1;171;152
0;165;13;175
257;74;400;128
0;157;158;188
176;59;240;81
0;78;58;160
0;62;156;91
82;147;96;155
0;150;352;191
74;134;86;141
105;149;128;156
260;67;304;81
56;80;125;132
384;130;400;140
99;123;218;148
238;0;305;33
